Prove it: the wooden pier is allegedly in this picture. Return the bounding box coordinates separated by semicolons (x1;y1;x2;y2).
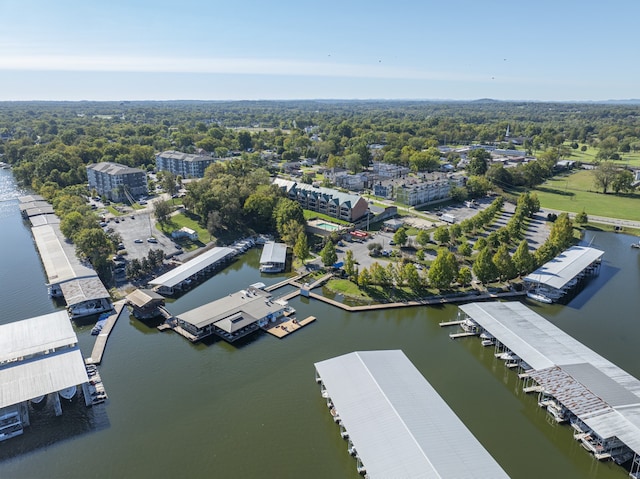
86;300;127;365
449;331;479;339
439;320;465;327
264;272;307;292
265;316;316;338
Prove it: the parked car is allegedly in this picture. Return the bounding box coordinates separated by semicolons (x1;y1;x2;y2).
147;237;158;243
134;239;143;244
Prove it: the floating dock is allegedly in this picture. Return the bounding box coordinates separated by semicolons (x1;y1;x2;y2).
86;300;127;365
265;316;316;338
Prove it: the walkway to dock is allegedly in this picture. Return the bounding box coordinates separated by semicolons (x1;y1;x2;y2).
86;300;127;365
265;316;316;338
264;272;308;292
301;290;525;313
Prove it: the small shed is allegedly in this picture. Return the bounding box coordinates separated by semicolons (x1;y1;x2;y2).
171;227;198;241
383;218;404;232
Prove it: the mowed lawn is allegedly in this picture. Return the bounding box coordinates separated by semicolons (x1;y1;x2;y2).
561;144;640;167
534;170;640;221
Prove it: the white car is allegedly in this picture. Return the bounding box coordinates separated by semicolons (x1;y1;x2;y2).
147;237;158;243
134;239;143;244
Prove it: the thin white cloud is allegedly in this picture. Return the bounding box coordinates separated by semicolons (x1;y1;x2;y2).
0;54;492;83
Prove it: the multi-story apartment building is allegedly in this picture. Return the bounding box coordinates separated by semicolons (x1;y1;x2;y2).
86;162;148;203
155;150;216;178
273;178;369;222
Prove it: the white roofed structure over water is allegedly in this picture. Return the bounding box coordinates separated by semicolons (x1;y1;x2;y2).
314;350;510;479
21;196;112;319
259;242;287;273
149;246;236;295
458;302;640;472
0;311;88;410
524;246;603;302
175;286;288;342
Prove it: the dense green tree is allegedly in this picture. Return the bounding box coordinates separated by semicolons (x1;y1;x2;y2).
320;240;338;267
548;213;574;250
466;149;490;176
592;161;618;194
244;188;278;232
60;211;94;241
293;231;309;263
428;248;458;289
343;249;356;279
393;227;408;246
358;267;371;287
512;239;535;275
458;242;472;257
154;199;172;225
457;266;473;286
281;220;304;246
415;229;431;248
492;244;517;281
466;175;491;198
74;228;112;271
574;210;588;224
612;170;634;194
473;247;498;283
433;226;450;245
273;198;305;238
404;263;422;291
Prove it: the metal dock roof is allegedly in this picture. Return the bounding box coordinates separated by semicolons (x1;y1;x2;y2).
31;223;98;285
0;311;88;408
0;311;77;364
524;245;604;290
259;242;287;265
314;350;509;479
177;287;283;331
149;246;236;288
460;301;640;454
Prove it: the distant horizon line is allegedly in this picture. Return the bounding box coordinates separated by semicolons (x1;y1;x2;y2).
1;98;639;104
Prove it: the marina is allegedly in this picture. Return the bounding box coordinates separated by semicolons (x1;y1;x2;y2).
0;167;638;479
314;350;509;478
448;301;640;475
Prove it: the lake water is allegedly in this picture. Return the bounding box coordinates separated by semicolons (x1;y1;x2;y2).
0;167;638;478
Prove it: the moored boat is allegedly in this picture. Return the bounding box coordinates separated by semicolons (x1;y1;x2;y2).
527;291;553;304
58;385;77;401
30;395;47;407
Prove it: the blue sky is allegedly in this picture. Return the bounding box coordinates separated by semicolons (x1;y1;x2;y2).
1;0;638;101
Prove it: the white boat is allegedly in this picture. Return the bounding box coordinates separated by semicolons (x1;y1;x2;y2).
59;385;77;401
68;299;112;319
631;242;640;249
30;395;46;407
527;291;553;304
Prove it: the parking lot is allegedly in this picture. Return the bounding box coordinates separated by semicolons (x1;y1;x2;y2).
102;208;182;262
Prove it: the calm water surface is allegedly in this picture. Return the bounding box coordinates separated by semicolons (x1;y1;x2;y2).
0;167;638;478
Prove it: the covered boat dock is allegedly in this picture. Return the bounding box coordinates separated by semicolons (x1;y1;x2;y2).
21;195;113;319
148;246;236;295
314;350;509;478
0;311;91;441
456;301;640;472
524;245;604;303
259;241;287;273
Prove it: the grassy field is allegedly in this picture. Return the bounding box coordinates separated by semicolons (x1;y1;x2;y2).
562;144;640;167
533;170;640;220
157;212;212;250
